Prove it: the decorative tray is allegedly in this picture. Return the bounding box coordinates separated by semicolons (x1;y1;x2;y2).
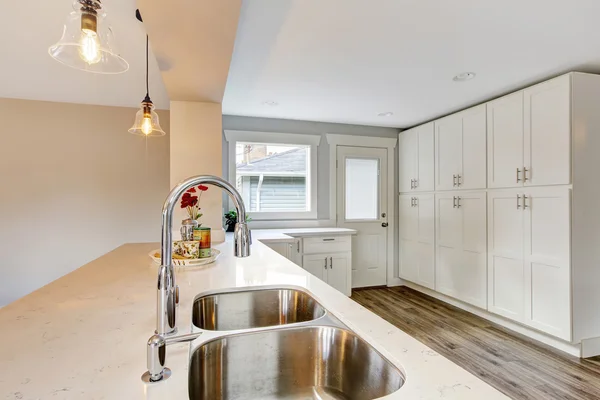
149;248;221;269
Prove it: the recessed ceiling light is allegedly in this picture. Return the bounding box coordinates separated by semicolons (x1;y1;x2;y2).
453;72;476;82
262;101;279;106
377;112;394;117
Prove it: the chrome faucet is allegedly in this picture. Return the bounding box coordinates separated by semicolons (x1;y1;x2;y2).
142;175;251;383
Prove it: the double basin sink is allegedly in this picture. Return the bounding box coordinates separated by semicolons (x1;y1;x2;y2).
187;287;405;399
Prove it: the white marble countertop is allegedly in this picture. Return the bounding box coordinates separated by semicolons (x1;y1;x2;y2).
251;227;358;242
0;228;508;400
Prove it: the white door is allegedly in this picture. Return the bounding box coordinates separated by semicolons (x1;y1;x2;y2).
416;123;435;192
524;75;571;187
461;105;487;190
435;193;462;297
399;195;418;283
302;254;327;281
415;194;435;289
487;92;525;188
328;253;351;295
487;189;525;321
456;192;487;308
398;129;417;193
523;187;571;340
337;146;388;288
435;115;462;191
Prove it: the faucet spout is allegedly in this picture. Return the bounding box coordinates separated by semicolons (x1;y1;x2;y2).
156;175;251;336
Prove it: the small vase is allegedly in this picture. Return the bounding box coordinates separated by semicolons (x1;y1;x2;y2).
180;218;199;241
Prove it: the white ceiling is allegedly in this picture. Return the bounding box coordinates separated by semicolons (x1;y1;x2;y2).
222;0;600;128
0;0;169;110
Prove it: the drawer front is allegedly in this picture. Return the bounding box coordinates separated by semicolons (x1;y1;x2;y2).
303;236;352;254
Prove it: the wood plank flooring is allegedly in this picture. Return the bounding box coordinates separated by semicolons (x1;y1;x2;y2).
351;286;600;400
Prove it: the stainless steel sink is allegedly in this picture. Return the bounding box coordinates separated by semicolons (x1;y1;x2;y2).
192;288;327;331
188;326;405;400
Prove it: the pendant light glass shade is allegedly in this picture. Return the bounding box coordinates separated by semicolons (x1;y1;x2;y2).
48;0;129;74
129;31;165;137
129;98;166;136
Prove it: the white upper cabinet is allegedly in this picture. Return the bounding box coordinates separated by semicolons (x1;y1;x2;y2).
487;92;525;188
399;123;434;192
435;191;487;308
435;105;486;191
524;75;572;186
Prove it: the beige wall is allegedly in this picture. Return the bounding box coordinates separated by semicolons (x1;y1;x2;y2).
170;101;224;241
0;98;170;306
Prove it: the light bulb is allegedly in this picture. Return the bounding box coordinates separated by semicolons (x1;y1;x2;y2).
78;29;102;65
141;115;153;135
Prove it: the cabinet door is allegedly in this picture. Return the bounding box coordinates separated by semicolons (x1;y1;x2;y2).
487;92;525;188
416;194;435;289
328;253;351;296
399;195;419;283
435;115;462;191
415;122;435;192
435;193;461;296
399;129;417;192
523;187;571;340
524;75;571;187
456;192;487;308
487;190;525;321
461;105;487;190
302;254;327;281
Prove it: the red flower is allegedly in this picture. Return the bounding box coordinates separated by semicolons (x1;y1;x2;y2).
187;187;196;193
189;197;198;207
198;185;208;192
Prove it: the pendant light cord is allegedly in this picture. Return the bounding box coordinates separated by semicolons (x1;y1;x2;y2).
146;35;150;98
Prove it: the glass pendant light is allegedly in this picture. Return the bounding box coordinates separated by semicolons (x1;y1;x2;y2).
129;34;165;136
49;0;129;74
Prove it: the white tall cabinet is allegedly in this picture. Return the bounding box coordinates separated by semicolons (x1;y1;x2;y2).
399;72;600;355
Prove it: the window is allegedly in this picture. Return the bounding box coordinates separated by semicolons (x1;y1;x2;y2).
225;131;320;220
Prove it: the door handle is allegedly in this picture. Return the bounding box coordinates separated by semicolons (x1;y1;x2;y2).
523;195;529;209
324;257;328;270
517;168;522;183
456;196;461;208
524;167;529;183
453;175;457;187
414;179;418;189
329;257;333;269
457;174;462;187
410;179;415;189
453;196;457;208
517;194;521;209
382;222;389;227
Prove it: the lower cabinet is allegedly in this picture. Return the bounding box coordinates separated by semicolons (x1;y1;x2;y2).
488;187;571;340
435;191;487;308
303;253;351;296
399;194;435;289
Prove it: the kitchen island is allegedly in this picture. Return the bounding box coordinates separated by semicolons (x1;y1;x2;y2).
0;229;508;399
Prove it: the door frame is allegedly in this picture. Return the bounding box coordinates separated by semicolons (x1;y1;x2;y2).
326;134;398;286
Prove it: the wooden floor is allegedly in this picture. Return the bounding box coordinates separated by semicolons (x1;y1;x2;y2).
351;286;600;400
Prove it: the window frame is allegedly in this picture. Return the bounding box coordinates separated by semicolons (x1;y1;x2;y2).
224;130;321;221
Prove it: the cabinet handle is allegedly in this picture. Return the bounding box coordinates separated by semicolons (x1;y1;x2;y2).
297;241;300;253
524;168;529;183
414;197;418;207
323;238;335;242
324;257;328;269
410;179;415;189
453;174;457;187
516;168;522;183
414;179;418;189
457;196;461;208
330;257;333;269
457;174;462;187
523;195;529;209
517;194;521;209
453;196;457;208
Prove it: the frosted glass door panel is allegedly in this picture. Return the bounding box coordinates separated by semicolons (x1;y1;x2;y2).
345;158;379;220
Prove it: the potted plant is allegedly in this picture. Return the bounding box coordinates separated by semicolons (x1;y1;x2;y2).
224;210;251;232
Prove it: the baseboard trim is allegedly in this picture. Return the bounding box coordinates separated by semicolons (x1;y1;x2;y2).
402;281;583;358
581;336;600;358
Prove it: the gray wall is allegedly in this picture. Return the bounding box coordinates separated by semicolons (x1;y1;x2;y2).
222;115;399;221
